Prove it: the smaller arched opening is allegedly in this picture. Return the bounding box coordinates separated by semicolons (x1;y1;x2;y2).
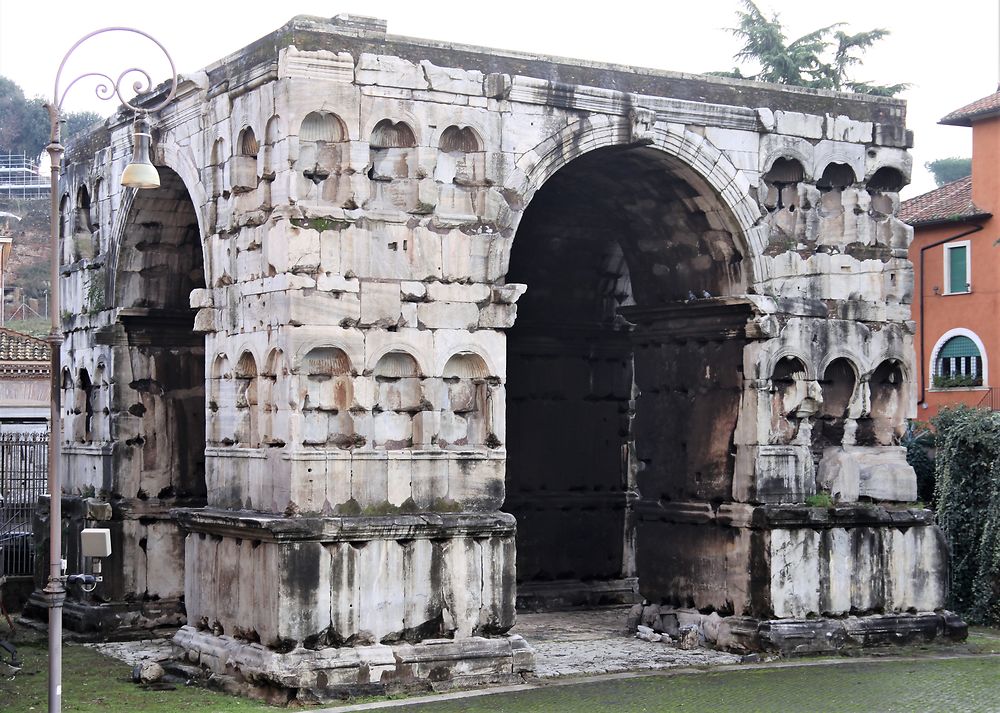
209;355;233;446
813;358;859;454
436;125;486;215
441;352;492;448
300;347;354;448
260;349;287;447
299;111;348;184
73;185;96;261
369;119;417;189
210;138;226;199
59;194;71;264
234;353;259;448
262;116;281;183
231;127;260;193
440;126;481;153
761;157;805;213
867;166;905;194
817;162;856;191
372;350;421;449
73;368;94;443
769;356;812;445
858;359;907;446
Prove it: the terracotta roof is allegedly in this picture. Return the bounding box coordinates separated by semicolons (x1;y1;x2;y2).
899;176;990;226
940;89;1000;126
0;328;50;363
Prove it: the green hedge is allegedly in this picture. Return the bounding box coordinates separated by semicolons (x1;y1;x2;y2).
932;406;1000;624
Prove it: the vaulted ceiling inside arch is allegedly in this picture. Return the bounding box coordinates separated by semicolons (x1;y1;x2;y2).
509;145;747;321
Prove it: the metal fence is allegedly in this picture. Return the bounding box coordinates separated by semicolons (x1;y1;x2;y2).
0;431;48;578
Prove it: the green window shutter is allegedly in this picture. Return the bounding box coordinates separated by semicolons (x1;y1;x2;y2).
940;336;980;359
949;245;968;292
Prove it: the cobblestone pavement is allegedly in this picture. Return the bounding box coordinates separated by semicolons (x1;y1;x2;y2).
512;606;742;677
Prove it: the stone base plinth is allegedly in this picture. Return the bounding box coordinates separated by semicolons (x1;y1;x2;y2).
717;611;967;655
172;626;534;703
22;593;185;638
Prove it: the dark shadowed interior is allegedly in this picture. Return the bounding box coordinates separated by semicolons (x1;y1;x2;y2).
505;146;750;609
114;167;206;501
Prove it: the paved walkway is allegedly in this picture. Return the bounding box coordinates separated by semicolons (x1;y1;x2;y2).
511;606;741;677
88;606;742;680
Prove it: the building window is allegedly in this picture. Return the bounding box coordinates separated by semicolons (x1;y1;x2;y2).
944;241;971;294
933;335;983;388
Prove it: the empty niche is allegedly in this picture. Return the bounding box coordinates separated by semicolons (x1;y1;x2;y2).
91;179;103;252
234;353;259;447
372;350;421;449
441;353;492;448
867;167;905;216
814;358;858;451
60;368;74;441
72;185;96;260
59;194;71;264
858;359;906;446
209;355;233;446
74;368;94;442
369;119;416;182
440;126;481;153
437;125;485;190
769;356;810;445
260;349;288;447
817;162;856;191
761;157;805;212
209;138;226;198
300;347;355;448
231;127;259;193
299;111;348;184
867;166;905;193
92;362;108;441
262;116;281;182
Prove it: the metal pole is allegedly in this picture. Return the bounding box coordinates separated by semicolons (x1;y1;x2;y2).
44;103;65;713
39;28;177;713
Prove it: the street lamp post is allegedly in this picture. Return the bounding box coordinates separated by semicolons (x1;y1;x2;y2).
43;28;177;713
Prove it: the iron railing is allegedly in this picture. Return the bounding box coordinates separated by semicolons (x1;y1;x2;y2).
0;431;48;577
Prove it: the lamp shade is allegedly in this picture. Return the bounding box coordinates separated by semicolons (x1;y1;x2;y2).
121;115;160;189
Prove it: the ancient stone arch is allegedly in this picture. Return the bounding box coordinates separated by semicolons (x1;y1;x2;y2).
48;14;956;702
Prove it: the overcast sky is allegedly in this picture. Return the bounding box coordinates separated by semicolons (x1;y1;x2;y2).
1;1;997;197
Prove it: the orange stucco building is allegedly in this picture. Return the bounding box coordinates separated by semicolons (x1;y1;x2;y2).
902;89;1000;421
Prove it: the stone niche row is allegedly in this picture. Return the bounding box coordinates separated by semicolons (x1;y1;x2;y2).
207;345;502;451
767;353;907;450
213;112;491;217
61;364;109;444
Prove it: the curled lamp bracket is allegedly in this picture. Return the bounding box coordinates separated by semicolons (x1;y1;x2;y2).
51;26;178;117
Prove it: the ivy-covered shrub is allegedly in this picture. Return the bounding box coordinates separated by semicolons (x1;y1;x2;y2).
933;405;1000;624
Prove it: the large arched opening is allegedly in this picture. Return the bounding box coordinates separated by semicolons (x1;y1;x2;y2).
113;166;207;505
505;144;752;610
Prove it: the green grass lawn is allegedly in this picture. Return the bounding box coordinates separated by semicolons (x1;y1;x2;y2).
1;622;270;713
408;657;1000;713
4;617;1000;713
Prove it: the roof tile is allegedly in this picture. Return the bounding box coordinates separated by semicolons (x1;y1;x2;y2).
899;175;990;226
941;89;1000;126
